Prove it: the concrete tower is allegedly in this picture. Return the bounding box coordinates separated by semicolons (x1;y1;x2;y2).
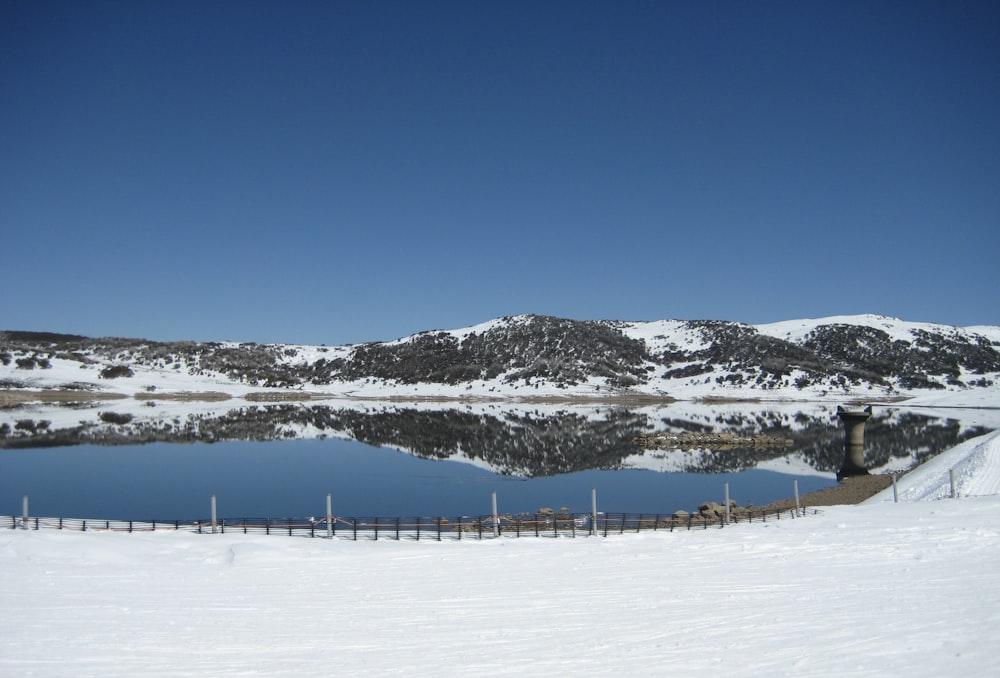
837;405;872;479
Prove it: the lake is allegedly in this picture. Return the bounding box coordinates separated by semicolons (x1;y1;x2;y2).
2;399;996;520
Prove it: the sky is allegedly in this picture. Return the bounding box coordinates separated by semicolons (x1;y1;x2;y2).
2;1;998;346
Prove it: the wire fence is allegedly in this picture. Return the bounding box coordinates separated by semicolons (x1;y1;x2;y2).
2;506;814;540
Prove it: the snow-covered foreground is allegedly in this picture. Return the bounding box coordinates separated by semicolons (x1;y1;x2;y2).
3;433;1000;677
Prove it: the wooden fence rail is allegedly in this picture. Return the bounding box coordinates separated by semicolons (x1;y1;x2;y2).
2;506;814;540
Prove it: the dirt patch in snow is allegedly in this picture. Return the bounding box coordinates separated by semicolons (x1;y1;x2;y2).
762;474;894;510
134;391;232;401
0;390;126;406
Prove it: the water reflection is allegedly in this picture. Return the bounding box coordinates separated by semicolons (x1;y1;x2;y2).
1;438;845;520
2;400;993;475
1;399;995;518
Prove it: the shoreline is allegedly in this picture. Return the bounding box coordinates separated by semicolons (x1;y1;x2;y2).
761;474;894;510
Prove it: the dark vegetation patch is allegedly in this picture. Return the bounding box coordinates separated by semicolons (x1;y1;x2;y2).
99;365;135;379
98;411;133;425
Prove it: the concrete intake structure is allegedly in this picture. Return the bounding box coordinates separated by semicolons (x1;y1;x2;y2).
837;405;872;478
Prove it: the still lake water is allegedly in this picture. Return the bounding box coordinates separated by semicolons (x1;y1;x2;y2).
2;438;835;520
2;401;995;520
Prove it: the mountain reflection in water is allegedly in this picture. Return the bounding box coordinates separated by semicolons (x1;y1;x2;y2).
2;400;993;477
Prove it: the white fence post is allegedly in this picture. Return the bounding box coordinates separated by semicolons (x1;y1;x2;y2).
794;480;800;515
326;493;333;539
591;488;598;537
949;469;956;498
892;474;898;503
211;494;217;534
491;491;499;538
22;495;28;530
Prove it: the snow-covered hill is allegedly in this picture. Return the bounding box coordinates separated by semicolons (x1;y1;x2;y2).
3;314;999;405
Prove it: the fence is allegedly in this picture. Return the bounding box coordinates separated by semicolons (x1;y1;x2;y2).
2;506;813;541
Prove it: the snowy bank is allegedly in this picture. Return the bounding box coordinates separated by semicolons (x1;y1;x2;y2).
865;428;1000;503
2;432;1000;677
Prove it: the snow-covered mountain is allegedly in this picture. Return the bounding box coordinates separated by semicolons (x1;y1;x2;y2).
3;314;999;404
4;316;998;478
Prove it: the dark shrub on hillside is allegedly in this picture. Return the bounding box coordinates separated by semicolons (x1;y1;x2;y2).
99;411;133;425
99;365;134;379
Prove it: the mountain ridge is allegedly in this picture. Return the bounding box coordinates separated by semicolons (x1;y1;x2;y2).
3;314;999;403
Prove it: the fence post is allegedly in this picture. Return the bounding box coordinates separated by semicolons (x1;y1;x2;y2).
949;469;956;498
794;479;800;515
21;495;28;530
591;488;598;537
210;494;217;534
326;493;333;539
724;483;731;525
491;491;499;538
892;474;898;503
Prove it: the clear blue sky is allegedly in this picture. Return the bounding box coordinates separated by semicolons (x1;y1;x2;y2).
2;1;998;345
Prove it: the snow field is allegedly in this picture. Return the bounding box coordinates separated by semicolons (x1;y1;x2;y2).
3;431;1000;677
